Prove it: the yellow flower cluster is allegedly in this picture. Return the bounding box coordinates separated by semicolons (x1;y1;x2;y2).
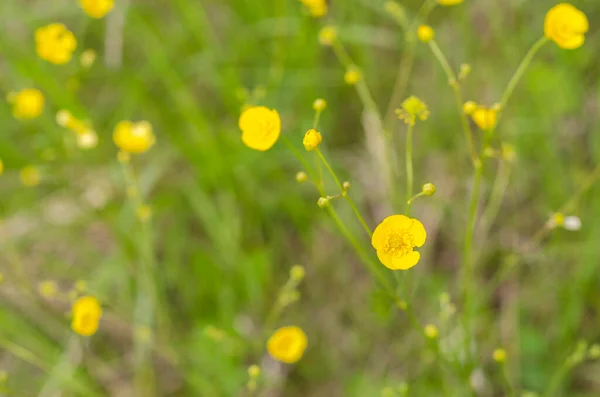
113;120;156;154
71;296;102;336
239;106;281;151
79;0;115;19
544;4;588;49
35;23;77;64
267;325;308;364
371;215;426;270
7;89;44;120
396;96;429;125
299;0;327;18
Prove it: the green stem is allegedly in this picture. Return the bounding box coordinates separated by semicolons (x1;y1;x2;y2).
405;123;414;215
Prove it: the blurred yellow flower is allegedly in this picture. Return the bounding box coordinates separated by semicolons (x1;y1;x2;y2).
137;204;152;222
80;0;114;19
290;265;305;281
438;0;463;5
372;215;426;270
318;26;337;46
303;129;322;151
471;106;497;131
35;23;77;64
493;348;507;363
424;324;439;339
267;326;308;364
463;101;477;115
239;106;281;151
300;0;327;18
544;4;588;49
312;98;327;112
0;158;3;176
8;89;44;119
417;25;435;42
396;96;429;125
76;130;99;149
113;120;156;154
71;296;102;336
80;49;97;68
38;280;58;299
20;166;41;187
344;66;362;85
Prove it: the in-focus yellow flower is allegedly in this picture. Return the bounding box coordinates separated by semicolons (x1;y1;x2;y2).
417;25;435;42
344;66;362;85
372;215;426;270
71;296;102;336
318;26;337;46
80;0;114;19
267;326;308;364
35;23;77;64
396;96;429;125
300;0;327;18
303;129;322;151
8;89;44;119
80;49;97;68
438;0;464;5
20;166;41;187
544;4;588;50
239;106;281;151
113;120;156;154
471;106;497;131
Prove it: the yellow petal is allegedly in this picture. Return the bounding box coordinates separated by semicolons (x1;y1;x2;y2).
392;251;420;270
376;249;396;270
408;219;427;247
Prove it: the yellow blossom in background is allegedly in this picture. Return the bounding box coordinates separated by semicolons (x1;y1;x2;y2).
424;324;439;339
463;101;477;115
417;25;435;42
239;106;281;151
303;129;322;151
80;49;97;68
8;89;44;119
344;66;362;85
438;0;464;5
80;0;114;19
35;23;77;64
313;98;327;112
290;265;305;281
38;280;59;299
20;166;41;187
0;158;3;176
267;325;308;364
76;130;99;149
396;96;429;125
137;204;152;222
295;171;308;183
71;296;102;336
471;106;497;130
544;4;588;50
372;215;426;270
318;26;337;46
113;120;156;154
493;348;507;363
300;0;327;18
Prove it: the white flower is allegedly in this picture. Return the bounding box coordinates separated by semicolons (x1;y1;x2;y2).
563;216;582;231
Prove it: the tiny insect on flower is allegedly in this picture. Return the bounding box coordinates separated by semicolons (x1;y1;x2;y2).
35;23;77;64
300;0;327;18
312;98;327;112
303;129;322;151
372;215;426;270
493;348;507;363
113;120;156;154
438;0;464;5
239;106;281;151
544;4;588;50
417;25;435;42
267;326;308;364
79;0;115;19
471;106;497;131
344;66;362;85
20;166;41;187
71;296;102;336
318;26;337;46
9;89;44;120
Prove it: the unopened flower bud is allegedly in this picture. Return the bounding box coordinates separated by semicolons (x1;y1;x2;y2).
296;171;308;183
313;98;327;112
317;197;329;208
422;183;436;196
424;324;438;339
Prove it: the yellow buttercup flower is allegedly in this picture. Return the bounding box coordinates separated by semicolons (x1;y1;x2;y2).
20;166;41;187
8;89;44;119
300;0;327;18
239;106;281;151
438;0;464;5
372;215;426;270
544;4;588;50
71;296;102;336
267;326;308;364
396;96;429;125
344;66;362;85
303;129;322;151
35;23;77;64
471;106;497;131
417;25;435;42
79;0;115;19
318;26;337;46
113;120;156;154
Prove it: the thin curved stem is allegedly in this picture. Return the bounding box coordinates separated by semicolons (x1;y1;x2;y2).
405;123;414;215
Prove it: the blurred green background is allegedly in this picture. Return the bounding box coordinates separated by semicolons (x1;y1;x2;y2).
1;0;600;395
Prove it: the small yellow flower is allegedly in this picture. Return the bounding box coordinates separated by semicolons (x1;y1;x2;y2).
303;129;322;151
300;0;327;18
396;96;429;126
295;171;308;183
71;296;102;336
551;212;565;228
471;106;497;131
544;4;588;50
493;348;507;363
137;204;152;222
424;324;439;339
80;0;114;19
38;280;59;299
35;23;77;64
113;120;156;154
20;166;41;187
344;66;362;85
0;158;3;176
438;0;464;5
290;265;305;281
8;89;44;119
248;365;261;378
463;101;477;115
239;106;281;151
318;26;337;46
80;49;97;68
417;25;435;42
312;98;327;112
267;326;308;364
372;215;426;270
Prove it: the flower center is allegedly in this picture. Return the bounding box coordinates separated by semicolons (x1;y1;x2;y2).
383;229;414;257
